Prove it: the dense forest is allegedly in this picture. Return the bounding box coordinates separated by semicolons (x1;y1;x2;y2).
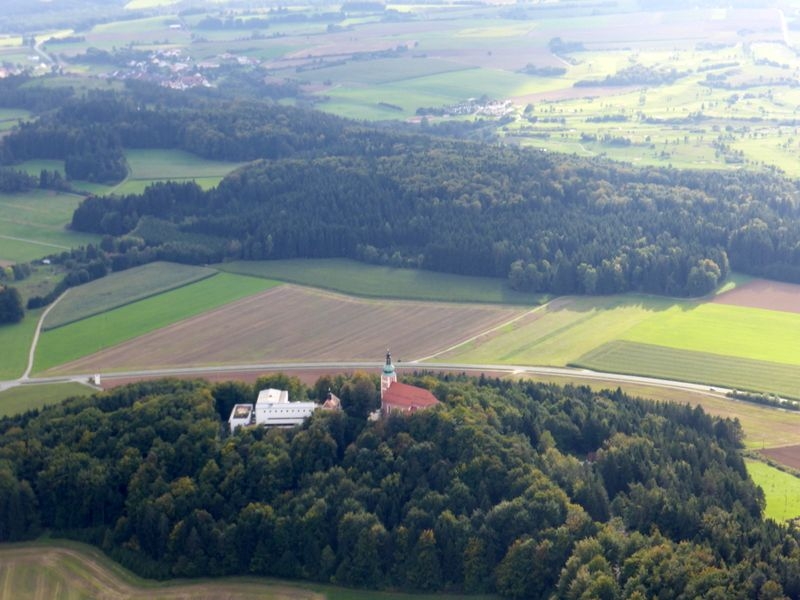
0;375;797;598
5;79;800;298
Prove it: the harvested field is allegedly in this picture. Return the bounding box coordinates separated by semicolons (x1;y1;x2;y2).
49;286;526;374
761;445;800;471
714;279;800;315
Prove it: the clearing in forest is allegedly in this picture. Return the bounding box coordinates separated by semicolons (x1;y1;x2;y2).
44;285;526;374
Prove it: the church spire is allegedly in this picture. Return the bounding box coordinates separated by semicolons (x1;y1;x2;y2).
380;349;397;399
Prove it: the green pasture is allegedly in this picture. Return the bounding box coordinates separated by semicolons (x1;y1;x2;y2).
0;382;93;417
0;310;40;379
575;341;800;400
0;540;497;600
441;295;673;366
0;190;101;262
746;460;800;522
623;303;800;366
105;149;245;195
43;262;218;330
35;273;280;373
216;258;538;305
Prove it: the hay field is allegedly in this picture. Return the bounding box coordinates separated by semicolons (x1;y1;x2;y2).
44;285;527;374
35;273;279;373
574;341;800;400
43;262;218;330
0;541;481;600
0;190;101;262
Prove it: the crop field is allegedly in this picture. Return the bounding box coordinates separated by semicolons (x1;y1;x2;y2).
35;273;279;373
42;262;218;330
439;295;674;366
0;383;93;417
0;309;40;380
761;445;800;471
745;460;800;522
217;259;538;304
0;190;101;263
574;341;800;400
0;541;487;600
44;285;527;375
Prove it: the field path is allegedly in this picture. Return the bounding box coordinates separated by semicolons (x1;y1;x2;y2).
23;289;69;380
0;234;70;250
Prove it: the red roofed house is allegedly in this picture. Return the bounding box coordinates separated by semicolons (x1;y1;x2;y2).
380;351;439;417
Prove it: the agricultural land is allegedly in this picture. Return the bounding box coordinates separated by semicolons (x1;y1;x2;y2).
745;459;800;522
0;541;481;600
9;2;800;175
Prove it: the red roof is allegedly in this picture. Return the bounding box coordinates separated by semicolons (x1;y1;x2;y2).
382;382;439;411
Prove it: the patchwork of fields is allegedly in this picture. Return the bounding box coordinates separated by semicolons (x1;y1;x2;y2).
44;285;527;374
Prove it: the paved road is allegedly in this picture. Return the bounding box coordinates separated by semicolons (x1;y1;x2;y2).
0;360;735;405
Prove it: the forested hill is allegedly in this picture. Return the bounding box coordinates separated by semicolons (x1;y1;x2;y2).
6;84;800;296
0;375;796;598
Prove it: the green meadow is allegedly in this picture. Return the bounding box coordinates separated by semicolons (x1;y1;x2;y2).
107;149;246;195
0;309;40;379
217;258;538;305
34;273;279;373
0;190;101;262
746;460;800;522
0;382;94;417
43;262;218;330
0;540;497;600
575;341;800;400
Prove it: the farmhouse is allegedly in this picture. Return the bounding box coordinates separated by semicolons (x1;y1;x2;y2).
379;351;439;417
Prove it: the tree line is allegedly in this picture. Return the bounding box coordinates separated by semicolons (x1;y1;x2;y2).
0;374;797;598
6;81;800;298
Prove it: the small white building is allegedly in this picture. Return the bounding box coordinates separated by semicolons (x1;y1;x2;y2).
229;403;254;433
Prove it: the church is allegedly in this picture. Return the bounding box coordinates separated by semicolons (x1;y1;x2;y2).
379;351;439;417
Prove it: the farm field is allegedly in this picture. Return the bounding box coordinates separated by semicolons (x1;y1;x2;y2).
761;444;800;471
43;262;218;330
35;273;280;373
0;190;101;263
574;341;800;400
44;285;527;375
0;309;40;380
745;460;800;522
0;382;94;417
438;295;674;366
217;259;538;305
110;149;247;195
0;541;485;600
442;277;800;397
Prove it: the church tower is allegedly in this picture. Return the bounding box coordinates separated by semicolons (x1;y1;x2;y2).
380;350;397;399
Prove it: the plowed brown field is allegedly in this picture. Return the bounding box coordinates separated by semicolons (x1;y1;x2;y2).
714;279;800;314
761;445;800;471
49;285;526;374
